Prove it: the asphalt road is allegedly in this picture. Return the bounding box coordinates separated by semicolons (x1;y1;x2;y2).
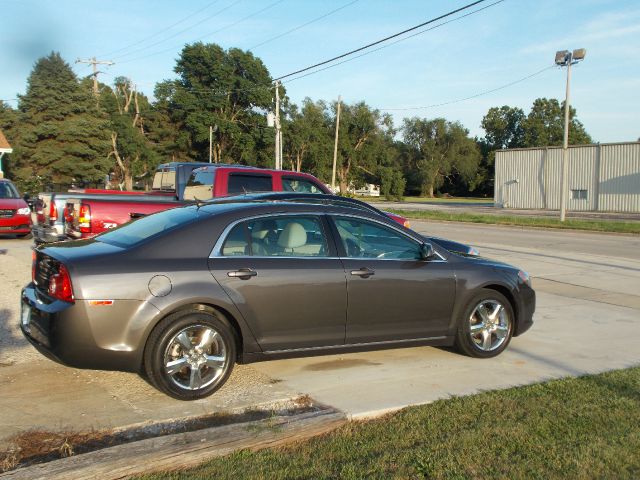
1;222;639;441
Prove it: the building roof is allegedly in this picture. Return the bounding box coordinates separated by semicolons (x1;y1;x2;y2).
0;130;12;152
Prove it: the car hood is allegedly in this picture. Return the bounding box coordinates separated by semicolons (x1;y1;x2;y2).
459;253;519;272
0;198;28;209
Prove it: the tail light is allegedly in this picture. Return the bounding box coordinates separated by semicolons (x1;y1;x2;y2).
49;264;74;303
31;251;36;282
49;201;58;223
64;204;73;224
78;204;91;233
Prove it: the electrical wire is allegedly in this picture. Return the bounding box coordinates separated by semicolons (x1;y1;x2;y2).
98;0;223;58
274;0;489;81
379;65;555;111
280;0;504;85
113;0;243;61
116;0;285;65
248;0;360;51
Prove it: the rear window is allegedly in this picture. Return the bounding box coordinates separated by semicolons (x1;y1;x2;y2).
184;170;215;201
96;207;197;248
152;168;176;191
228;174;272;194
282;177;325;194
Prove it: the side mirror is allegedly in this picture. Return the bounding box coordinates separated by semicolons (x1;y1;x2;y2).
420;242;435;260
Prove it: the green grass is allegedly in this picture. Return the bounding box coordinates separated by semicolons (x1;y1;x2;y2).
367;196;490;204
388;209;640;234
137;367;640;480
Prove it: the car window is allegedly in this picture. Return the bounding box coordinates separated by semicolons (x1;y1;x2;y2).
152;168;176;190
221;216;328;257
184;170;215;201
334;217;421;260
0;182;19;198
282;177;324;194
227;174;272;194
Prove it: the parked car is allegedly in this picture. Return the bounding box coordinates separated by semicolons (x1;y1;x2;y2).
201;192;479;256
21;200;535;400
0;179;32;238
63;166;332;239
32;162;210;244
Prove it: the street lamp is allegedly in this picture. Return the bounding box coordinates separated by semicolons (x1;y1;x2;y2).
555;48;586;221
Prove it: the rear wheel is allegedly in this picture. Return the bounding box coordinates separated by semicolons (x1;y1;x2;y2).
455;289;514;358
144;309;236;400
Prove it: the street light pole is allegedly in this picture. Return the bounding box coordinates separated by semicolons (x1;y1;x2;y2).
555;48;586;222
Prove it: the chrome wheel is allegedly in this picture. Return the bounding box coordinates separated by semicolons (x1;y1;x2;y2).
163;325;228;390
469;299;511;352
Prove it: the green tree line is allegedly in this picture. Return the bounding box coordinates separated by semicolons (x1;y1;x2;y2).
0;45;592;198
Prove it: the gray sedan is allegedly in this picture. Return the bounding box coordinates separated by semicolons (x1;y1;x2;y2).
21;201;535;400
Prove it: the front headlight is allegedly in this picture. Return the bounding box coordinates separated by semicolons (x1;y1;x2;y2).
17;207;31;215
517;270;531;287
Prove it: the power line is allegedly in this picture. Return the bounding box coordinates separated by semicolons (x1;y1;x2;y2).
274;0;489;81
116;0;284;65
98;0;223;58
114;0;243;61
249;0;360;51
281;0;505;85
379;65;555;111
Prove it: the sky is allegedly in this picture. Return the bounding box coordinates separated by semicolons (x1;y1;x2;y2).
1;0;639;142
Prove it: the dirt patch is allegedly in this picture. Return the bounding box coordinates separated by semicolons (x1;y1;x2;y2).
303;358;382;372
0;395;320;473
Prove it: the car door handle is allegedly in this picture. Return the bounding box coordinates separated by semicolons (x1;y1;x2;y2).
350;268;375;278
227;269;257;279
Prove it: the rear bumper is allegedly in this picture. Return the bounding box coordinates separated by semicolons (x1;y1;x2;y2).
20;284;156;372
0;214;32;234
32;224;66;243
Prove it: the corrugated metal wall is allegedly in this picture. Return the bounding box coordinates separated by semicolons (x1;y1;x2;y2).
494;142;640;213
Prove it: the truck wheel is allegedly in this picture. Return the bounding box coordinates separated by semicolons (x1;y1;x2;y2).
144;309;236;400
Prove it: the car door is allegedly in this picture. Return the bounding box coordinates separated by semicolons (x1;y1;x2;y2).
329;215;456;344
208;214;347;351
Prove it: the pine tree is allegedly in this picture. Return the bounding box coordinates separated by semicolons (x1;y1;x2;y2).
13;52;111;188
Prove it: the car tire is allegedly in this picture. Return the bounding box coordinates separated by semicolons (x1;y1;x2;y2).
454;289;514;358
144;309;236;401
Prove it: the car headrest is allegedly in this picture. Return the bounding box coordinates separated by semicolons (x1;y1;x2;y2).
277;222;307;249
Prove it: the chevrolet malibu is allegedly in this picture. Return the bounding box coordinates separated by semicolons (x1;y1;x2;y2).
21;201;535;400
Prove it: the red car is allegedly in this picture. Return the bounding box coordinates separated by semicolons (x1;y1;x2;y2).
0;179;32;238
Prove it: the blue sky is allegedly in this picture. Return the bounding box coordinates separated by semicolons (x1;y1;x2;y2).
1;0;638;142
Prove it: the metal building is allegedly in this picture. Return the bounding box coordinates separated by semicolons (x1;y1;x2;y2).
494;142;640;213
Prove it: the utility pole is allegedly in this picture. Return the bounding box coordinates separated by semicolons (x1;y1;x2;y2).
554;48;586;222
209;126;213;163
75;57;115;95
331;95;342;192
274;80;281;169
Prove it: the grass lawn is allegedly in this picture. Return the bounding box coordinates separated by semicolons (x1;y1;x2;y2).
137;367;640;480
367;196;491;204
388;209;640;234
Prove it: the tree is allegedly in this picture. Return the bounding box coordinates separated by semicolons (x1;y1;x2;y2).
522;98;592;147
100;77;160;190
12;52;111;189
282;98;332;177
481;106;525;150
402;118;481;197
155;42;274;164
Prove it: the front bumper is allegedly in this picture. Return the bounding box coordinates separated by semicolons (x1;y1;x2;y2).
514;283;535;336
20;284;151;372
0;214;32;234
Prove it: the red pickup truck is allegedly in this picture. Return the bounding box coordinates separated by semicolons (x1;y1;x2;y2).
65;165;331;239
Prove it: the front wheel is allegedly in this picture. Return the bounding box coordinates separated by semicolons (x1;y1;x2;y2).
455;289;514;358
144;309;236;400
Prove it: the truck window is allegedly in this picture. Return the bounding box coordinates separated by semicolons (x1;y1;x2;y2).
282;177;325;194
184;170;215;201
152;168;176;191
228;174;272;194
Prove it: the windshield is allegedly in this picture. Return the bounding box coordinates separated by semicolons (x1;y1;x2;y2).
151;168;176;191
0;182;19;199
97;207;198;248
